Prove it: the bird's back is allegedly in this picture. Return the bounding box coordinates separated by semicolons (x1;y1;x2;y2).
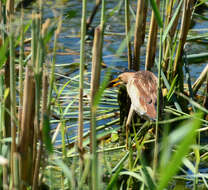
126;71;158;120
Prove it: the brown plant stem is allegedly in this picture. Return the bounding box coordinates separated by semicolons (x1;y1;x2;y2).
78;0;87;160
125;0;132;69
86;0;101;31
32;72;48;190
173;0;194;91
90;26;102;190
163;0;181;72
133;0;145;71
192;64;208;96
141;1;148;44
145;0;160;71
18;65;35;189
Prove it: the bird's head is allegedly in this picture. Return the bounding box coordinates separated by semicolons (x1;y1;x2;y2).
109;72;135;87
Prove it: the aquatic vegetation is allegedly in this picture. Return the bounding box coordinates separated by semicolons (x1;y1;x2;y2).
0;0;208;189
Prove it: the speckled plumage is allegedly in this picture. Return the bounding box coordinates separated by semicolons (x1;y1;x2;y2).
118;70;158;120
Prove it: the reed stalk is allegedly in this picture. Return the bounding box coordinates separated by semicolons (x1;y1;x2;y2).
141;1;148;44
32;72;48;190
124;0;132;69
100;0;105;51
163;0;181;72
145;0;160;70
133;0;145;71
0;73;9;190
32;3;45;188
90;28;102;112
163;0;174;51
1;3;10;189
4;61;11;139
48;18;62;112
192;64;208;96
78;0;87;162
1;1;12;141
18;9;24;136
13;153;20;190
6;0;14;20
9;21;17;188
32;13;40;186
1;4;6;43
90;26;102;190
153;0;164;177
86;0;101;31
31;12;37;68
173;0;194;91
18;65;35;189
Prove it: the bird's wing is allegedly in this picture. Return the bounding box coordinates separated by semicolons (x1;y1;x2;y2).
127;78;146;115
134;71;157;104
127;72;158;119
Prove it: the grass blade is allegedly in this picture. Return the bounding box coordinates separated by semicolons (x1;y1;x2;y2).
158;112;203;190
149;0;163;27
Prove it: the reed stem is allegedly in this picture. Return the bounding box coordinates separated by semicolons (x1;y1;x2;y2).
19;65;35;189
78;0;87;161
125;0;132;69
192;64;208;95
13;153;20;190
48;18;62;112
18;9;24;136
153;0;164;178
145;0;160;70
173;0;194;91
133;0;145;71
100;0;105;53
90;27;102;190
9;23;17;188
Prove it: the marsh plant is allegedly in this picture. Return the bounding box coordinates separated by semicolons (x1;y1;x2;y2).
0;0;208;190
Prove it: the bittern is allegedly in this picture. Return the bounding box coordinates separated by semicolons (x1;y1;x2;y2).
111;70;158;145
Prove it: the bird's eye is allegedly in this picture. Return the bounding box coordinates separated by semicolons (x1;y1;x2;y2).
148;99;152;104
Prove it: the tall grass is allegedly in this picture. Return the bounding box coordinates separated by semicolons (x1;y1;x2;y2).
0;0;208;189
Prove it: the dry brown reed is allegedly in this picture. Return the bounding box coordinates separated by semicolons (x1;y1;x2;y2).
13;152;21;190
133;0;145;71
145;0;160;71
6;0;14;19
86;0;101;31
141;2;148;45
90;26;102;190
163;0;181;72
125;0;132;69
32;71;48;190
90;26;101;151
18;9;24;136
173;0;194;91
18;65;35;189
192;64;208;95
90;27;102;106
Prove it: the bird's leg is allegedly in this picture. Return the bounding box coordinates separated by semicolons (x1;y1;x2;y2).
125;104;134;149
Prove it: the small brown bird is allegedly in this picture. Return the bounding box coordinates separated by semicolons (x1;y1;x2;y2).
111;70;158;121
111;70;158;147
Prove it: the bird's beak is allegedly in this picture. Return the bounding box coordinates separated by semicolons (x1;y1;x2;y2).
108;78;122;87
